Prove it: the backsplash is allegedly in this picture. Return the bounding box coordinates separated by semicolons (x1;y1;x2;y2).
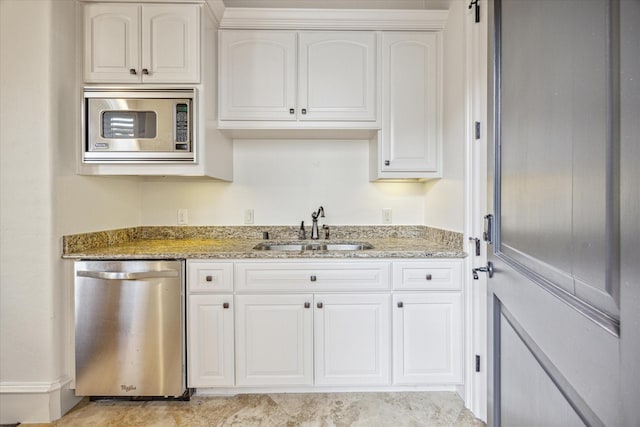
63;225;463;255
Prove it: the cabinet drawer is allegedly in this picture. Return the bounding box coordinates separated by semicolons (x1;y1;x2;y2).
392;260;462;291
187;261;234;292
235;261;390;292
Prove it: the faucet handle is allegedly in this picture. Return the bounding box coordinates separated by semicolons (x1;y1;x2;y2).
298;221;306;240
322;224;330;239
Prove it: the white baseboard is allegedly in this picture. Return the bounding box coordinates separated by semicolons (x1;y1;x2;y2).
0;376;81;424
195;384;459;396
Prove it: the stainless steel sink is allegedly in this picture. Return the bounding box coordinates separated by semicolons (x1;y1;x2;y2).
323;243;373;251
253;243;307;251
253;242;373;251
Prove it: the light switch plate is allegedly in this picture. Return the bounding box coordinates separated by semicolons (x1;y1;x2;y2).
382;208;392;224
244;209;254;224
177;209;188;225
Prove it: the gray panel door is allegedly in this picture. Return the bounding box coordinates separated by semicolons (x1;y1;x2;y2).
487;0;639;425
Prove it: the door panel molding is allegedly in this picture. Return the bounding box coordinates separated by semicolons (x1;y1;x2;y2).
492;0;621;333
496;249;619;336
488;0;633;424
493;296;605;427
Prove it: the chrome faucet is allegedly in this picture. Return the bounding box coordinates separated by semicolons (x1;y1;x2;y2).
310;206;325;240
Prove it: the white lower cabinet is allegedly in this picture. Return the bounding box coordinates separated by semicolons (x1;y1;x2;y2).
235;294;313;386
392;293;463;384
235;293;391;387
314;294;390;385
187;258;463;391
187;294;235;387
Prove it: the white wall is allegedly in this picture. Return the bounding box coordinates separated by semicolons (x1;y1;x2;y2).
139;7;467;229
1;1;58;393
0;1;140;423
0;2;465;421
141;139;429;226
423;0;466;232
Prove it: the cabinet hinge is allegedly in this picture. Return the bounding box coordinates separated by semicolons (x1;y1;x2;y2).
475;355;481;372
474;121;481;140
469;237;481;256
469;0;480;23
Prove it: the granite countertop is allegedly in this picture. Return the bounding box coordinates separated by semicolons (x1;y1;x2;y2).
62;226;467;260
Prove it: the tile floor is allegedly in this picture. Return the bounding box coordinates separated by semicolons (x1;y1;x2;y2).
24;392;485;426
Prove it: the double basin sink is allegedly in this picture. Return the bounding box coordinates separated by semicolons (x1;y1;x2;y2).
253;242;373;252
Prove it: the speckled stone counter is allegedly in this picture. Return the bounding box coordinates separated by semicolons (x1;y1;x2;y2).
62;226;466;260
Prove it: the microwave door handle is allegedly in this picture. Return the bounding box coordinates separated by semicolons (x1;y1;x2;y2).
76;270;180;280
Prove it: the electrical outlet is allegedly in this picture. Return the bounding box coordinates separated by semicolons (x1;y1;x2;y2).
244;209;254;224
177;209;188;225
382;208;392;224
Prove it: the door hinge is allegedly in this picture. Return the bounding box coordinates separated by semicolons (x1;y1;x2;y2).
475;355;481;372
469;0;480;23
474;121;481;140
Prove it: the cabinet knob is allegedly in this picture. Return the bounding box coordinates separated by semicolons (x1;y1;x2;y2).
426;274;432;281
397;302;404;308
304;302;310;308
301;108;307;115
205;275;213;282
289;108;295;114
384;160;390;166
129;68;137;75
223;302;230;309
310;275;317;282
142;68;149;75
317;302;323;309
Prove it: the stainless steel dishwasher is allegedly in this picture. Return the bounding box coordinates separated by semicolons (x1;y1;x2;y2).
74;260;186;398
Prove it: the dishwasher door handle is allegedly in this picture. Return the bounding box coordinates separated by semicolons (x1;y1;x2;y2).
77;270;180;280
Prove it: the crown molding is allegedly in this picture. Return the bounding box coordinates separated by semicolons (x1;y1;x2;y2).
219;8;449;31
205;0;226;25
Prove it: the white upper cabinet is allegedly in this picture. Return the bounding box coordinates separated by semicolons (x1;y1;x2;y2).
298;32;377;122
84;4;140;83
141;5;200;83
84;4;200;84
219;30;377;123
219;31;297;121
372;32;443;180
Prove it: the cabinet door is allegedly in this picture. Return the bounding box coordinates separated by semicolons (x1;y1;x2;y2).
298;32;377;121
393;293;462;384
141;5;200;83
380;32;441;173
235;294;313;386
314;294;390;385
188;294;234;387
84;4;140;83
219;31;297;120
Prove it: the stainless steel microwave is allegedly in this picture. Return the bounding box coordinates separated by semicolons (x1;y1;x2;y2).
83;88;195;163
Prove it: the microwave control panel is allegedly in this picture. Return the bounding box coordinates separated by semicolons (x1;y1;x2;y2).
175;103;190;149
